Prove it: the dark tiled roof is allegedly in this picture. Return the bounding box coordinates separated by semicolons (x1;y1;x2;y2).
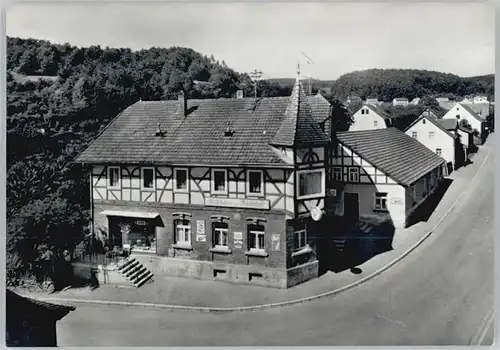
6;290;75;321
76;85;329;166
458;124;474;133
270;79;330;147
307;92;331;123
336;128;445;186
434;117;458;131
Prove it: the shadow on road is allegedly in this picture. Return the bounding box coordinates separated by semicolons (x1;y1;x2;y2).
52;264;100;293
318;218;395;275
406;178;453;228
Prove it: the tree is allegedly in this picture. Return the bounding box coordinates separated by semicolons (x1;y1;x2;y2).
327;97;354;132
7;196;89;285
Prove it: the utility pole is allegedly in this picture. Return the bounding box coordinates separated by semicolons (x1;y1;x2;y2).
249;69;263;99
301;52;315;96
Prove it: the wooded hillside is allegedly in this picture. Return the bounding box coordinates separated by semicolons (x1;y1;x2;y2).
271;69;494;102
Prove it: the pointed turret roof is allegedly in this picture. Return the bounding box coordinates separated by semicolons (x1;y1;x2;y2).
270;71;330;148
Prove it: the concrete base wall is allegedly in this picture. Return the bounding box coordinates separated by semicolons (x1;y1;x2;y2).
286;261;319;288
133;254;318;289
72;263;131;287
96;265;131;286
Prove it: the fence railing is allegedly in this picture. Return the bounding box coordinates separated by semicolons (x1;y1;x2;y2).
72;248;124;267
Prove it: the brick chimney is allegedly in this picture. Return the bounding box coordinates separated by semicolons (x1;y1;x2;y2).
178;91;187;117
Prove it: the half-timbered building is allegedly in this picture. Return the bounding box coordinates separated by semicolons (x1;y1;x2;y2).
76;72;337;288
330;128;446;228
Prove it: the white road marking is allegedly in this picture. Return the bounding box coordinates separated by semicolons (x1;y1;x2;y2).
375;314;408;329
469;308;494;345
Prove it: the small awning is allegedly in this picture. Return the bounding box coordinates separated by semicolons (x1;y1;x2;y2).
100;210;159;219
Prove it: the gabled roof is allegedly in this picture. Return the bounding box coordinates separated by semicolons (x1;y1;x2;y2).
336;128;445;186
76;84;330;167
357;104;391;120
458;103;485;122
404;109;456;139
463;103;490;118
270;78;330;148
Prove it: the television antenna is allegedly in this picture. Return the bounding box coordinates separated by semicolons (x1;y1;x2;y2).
301;51;315;96
249;69;263;99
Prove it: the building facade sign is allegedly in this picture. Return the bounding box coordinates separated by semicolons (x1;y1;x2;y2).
205;197;270;210
196;220;206;241
271;234;280;251
196;220;205;234
233;231;243;249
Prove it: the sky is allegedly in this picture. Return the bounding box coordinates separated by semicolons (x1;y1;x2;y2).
6;2;495;80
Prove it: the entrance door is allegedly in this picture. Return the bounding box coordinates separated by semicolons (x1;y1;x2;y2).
108;217;123;248
344;192;359;224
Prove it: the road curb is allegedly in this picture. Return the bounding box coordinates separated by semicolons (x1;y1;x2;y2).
38;150;491;313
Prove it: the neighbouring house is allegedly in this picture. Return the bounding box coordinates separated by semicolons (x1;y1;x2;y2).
75;74;342;289
349;104;392;131
392;97;409;107
473;95;489;104
442;103;486;139
404;109;466;172
435;97;456;110
6;289;75;347
457;124;475;152
460;97;474;104
410;97;421;105
465;102;490;118
332;128;446;228
346;95;363;105
365;98;380;106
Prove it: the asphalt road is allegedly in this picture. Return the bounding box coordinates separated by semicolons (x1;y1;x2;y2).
57;143;494;346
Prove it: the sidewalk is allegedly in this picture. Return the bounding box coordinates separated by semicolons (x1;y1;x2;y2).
16;143;491;309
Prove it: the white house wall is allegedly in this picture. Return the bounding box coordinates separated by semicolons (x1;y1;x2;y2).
443;104;483;134
349;107;388;131
331;144;406;227
344;183;407;228
457;129;470;149
404;118;455;165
